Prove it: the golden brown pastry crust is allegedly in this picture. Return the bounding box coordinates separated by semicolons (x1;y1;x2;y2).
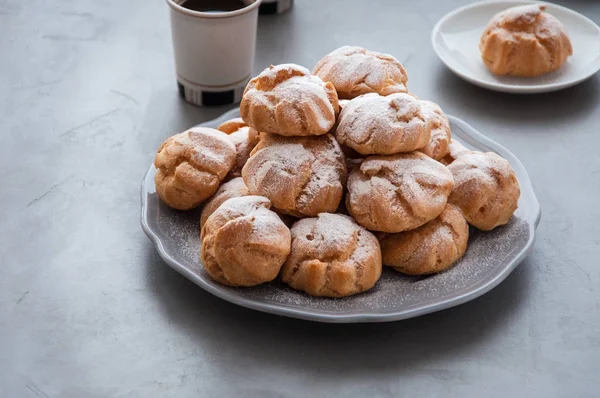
154;127;236;210
380;204;468;275
448;152;520;231
280;213;382;297
217;117;260;144
418;100;451;161
338;99;350;111
335;93;431;155
200;177;249;229
240;64;339;137
217;118;259;180
440;139;472;166
346;152;454;233
242;133;347;217
480;5;573;76
313;46;408;99
201;196;291;287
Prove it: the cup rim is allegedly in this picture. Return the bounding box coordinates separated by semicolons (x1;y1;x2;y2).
166;0;262;19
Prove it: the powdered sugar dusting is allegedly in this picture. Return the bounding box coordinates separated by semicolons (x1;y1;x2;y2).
346;152;453;232
241;64;338;136
279;213;381;297
200;177;248;229
380;204;468;274
441;139;472;166
226;126;256;179
203;196;289;249
448;152;513;198
152;196;528;313
179;128;236;175
448;152;520;230
418;100;451;160
243;134;347;216
144;100;534;318
273;75;335;133
294;213;363;260
336;93;430;155
313;46;408;98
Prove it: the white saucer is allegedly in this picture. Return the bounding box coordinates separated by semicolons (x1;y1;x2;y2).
431;1;600;93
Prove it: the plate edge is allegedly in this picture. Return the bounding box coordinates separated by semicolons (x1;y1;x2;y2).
140;113;541;323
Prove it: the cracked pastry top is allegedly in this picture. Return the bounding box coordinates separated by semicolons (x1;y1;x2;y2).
313;46;409;99
201;196;291;287
240;63;339;137
480;4;573;77
217;117;259;180
448;152;520;231
417;100;451;161
335;93;431;156
200;177;249;229
380;204;469;275
154;127;236;210
346;152;454;233
242;133;347;217
440;139;472;166
280;213;382;298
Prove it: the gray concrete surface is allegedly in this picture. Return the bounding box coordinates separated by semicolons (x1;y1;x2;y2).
1;0;599;397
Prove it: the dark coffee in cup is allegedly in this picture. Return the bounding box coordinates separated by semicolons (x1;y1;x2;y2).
180;0;246;12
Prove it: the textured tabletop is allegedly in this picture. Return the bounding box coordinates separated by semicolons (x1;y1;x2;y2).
1;0;599;397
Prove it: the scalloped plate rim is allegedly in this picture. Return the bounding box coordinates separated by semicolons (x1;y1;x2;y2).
140;109;541;323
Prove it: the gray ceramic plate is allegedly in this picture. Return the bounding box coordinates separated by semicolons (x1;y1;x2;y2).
141;109;541;323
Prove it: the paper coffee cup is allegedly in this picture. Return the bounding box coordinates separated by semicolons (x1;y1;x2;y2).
166;0;262;106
